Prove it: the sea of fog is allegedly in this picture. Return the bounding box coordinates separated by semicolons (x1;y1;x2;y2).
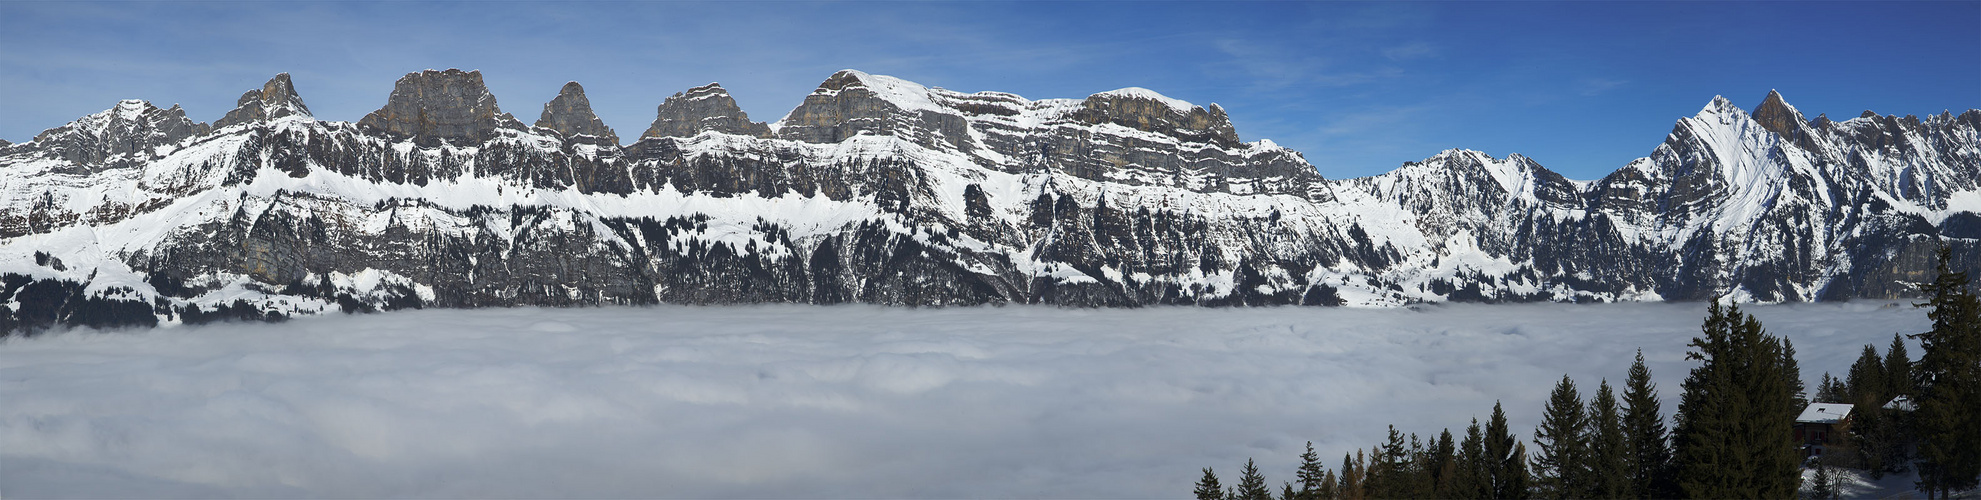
0;302;1931;498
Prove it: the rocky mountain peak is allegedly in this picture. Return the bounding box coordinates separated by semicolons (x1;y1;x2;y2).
215;73;313;130
1072;88;1240;147
1698;95;1746;119
26;99;209;168
357;69;523;144
774;70;952;145
1750;89;1817;150
535;81;619;144
642;82;770;140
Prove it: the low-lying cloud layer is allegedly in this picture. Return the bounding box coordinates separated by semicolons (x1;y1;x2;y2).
0;302;1929;498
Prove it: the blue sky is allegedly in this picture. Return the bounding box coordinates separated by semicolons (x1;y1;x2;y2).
2;1;1975;180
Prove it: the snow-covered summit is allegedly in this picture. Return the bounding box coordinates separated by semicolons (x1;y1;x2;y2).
0;69;1977;334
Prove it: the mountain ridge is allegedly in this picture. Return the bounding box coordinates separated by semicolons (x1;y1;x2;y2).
0;69;1975;334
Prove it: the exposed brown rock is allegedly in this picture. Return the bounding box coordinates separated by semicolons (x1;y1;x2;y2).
642;83;769;139
535;81;619;145
1751;90;1819;151
214;73;312;129
357;69;523;144
1071;91;1241;147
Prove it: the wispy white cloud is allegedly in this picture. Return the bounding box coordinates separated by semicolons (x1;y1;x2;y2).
1381;41;1439;61
0;302;1925;498
1577;77;1630;96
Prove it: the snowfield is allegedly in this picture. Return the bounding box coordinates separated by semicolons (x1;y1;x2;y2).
0;303;1932;498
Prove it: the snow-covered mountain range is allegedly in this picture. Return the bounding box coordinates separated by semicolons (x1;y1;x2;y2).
2;69;1976;333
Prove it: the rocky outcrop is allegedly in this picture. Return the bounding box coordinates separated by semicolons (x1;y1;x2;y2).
535;82;619;145
357;69;524;145
641;83;770;139
214;73;312;129
1751;90;1819;152
1072;89;1242;147
1;71;1978;335
24;100;208;170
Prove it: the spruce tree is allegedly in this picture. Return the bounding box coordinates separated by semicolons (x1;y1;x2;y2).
1671;302;1801;499
1281;482;1298;500
1367;426;1409;498
1887;333;1915;398
1588;379;1631;499
1846;344;1886;404
1909;247;1981;500
1237;458;1272;500
1815;372;1847;403
1809;460;1840;500
1196;467;1226;500
1458;418;1488;499
1533;375;1591;500
1784;338;1808;409
1847;340;1908;477
1340;452;1365;500
1431;429;1457;498
1487;401;1531;499
1622;350;1672;499
1297;441;1328;500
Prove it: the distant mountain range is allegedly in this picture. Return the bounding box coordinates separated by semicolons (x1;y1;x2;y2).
1;69;1976;334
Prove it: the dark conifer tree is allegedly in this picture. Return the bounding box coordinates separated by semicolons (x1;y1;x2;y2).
1588;379;1631;499
1622;350;1673;499
1367;426;1409;498
1888;333;1916;398
1815;372;1847;403
1533;375;1591;500
1784;337;1808;409
1281;482;1298;500
1671;302;1801;499
1340;452;1365;500
1237;458;1272;500
1458;418;1489;499
1196;467;1226;500
1430;429;1457;498
1297;441;1328;500
1847;344;1886;404
1847;340;1908;477
1486;401;1531;499
1909;247;1981;500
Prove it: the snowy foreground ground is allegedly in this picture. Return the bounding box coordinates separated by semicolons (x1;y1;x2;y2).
0;302;1935;498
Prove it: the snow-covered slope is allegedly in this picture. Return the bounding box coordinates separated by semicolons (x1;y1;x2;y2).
1;71;1976;334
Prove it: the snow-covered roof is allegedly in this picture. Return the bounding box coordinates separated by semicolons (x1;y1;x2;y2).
1882;396;1915;412
1796;403;1853;424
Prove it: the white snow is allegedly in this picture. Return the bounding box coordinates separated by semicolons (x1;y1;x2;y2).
1092;87;1201;115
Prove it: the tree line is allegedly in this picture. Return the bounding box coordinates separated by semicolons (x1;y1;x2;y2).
1194;249;1981;499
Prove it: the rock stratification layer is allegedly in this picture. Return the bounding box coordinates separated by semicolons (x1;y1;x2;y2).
642;83;770;139
0;68;1977;334
535;81;619;145
357;69;524;144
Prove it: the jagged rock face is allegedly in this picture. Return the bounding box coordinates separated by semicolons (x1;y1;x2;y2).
1071;89;1241;147
1;72;1978;335
642;83;770;139
535;82;619;145
215;73;312;129
1751;90;1818;152
22;100;209;171
357;69;524;145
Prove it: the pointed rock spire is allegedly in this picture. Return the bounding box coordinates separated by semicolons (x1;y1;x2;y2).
215;73;313;129
1751;90;1819;151
642;83;770;140
535;81;619;144
357;69;523;144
